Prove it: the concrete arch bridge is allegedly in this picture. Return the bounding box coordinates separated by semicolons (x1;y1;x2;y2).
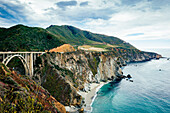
0;52;45;77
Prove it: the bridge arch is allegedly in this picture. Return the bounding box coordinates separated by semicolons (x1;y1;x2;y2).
2;55;30;75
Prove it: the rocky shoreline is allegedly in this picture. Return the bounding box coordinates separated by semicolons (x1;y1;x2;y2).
32;49;161;112
81;57;162;113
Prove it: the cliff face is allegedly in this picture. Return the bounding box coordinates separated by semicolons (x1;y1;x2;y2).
94;54;122;82
33;49;160;108
109;48;161;65
34;51;123;106
0;63;66;113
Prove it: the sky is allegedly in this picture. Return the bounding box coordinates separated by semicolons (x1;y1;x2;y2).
0;0;170;49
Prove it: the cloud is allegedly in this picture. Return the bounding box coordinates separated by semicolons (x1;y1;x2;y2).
56;1;77;9
80;0;170;42
0;0;32;27
121;0;142;6
0;1;23;20
0;0;121;27
80;1;88;6
0;0;170;48
45;0;117;22
127;33;144;37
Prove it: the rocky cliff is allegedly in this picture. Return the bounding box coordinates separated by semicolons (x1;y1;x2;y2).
33;51;122;108
33;48;161;110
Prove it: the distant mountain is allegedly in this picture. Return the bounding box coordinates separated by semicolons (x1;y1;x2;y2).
0;24;136;51
47;25;136;49
46;25;95;45
0;24;65;51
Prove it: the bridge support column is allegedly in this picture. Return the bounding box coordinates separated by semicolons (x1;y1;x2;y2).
29;53;33;77
25;53;28;75
3;54;5;60
34;53;36;65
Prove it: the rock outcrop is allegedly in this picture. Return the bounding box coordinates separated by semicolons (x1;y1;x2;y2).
49;44;75;53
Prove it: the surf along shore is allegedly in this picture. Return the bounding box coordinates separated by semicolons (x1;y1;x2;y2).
78;82;107;112
64;82;106;113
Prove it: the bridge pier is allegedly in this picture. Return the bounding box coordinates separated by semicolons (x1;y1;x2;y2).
29;53;33;77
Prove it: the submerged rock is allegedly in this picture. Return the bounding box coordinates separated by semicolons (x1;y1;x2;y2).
127;74;132;78
129;80;133;82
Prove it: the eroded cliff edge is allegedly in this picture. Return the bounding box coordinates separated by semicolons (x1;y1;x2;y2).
33;48;161;111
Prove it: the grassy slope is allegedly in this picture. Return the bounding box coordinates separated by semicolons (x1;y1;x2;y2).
0;25;65;51
47;25;136;49
46;25;95;45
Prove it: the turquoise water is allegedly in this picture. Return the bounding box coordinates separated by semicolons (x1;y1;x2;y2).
92;49;170;113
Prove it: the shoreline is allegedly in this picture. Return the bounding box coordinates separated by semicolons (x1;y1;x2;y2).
78;82;107;113
65;57;161;112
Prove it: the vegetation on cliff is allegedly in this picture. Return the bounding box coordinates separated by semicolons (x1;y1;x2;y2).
0;62;66;113
84;52;100;76
34;53;82;106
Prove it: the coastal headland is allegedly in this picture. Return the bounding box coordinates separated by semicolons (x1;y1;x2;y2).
0;24;162;112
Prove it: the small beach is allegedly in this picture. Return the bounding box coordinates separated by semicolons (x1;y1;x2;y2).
78;82;106;112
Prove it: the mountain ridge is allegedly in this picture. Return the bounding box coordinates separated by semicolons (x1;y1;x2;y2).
46;25;136;49
0;24;136;51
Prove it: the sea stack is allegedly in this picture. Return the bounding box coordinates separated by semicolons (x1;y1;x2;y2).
127;74;132;79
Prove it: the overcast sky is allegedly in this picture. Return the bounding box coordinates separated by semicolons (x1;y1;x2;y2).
0;0;170;49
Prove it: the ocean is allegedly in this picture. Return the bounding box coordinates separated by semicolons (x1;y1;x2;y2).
91;48;170;113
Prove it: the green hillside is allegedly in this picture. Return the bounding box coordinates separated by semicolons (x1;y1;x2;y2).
47;25;136;49
0;24;65;51
46;25;95;45
0;24;136;52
